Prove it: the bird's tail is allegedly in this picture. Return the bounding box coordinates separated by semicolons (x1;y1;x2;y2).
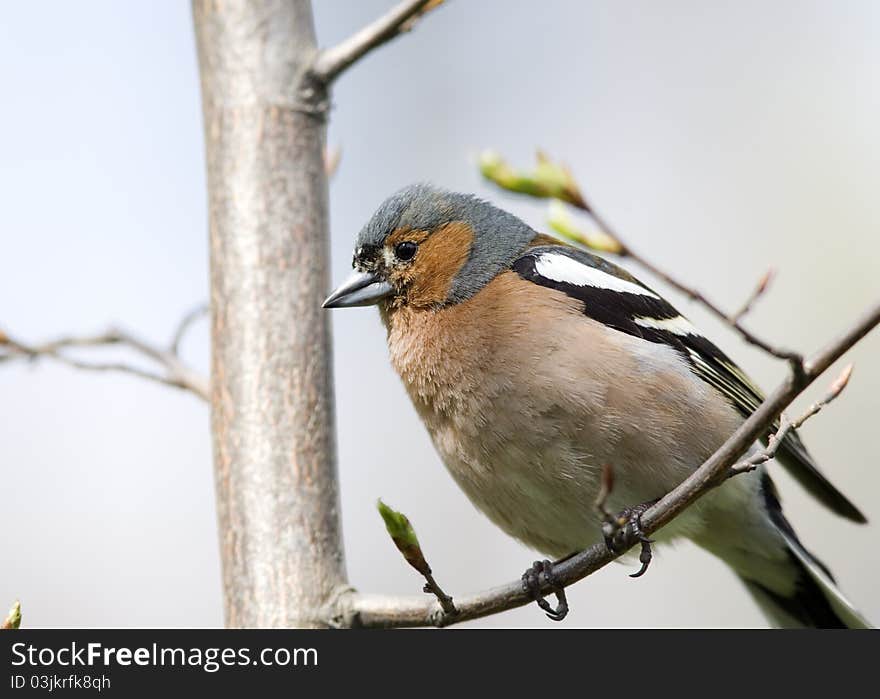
740;537;869;629
698;471;871;628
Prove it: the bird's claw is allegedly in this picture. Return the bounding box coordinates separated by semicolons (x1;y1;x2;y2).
600;501;657;578
521;559;569;622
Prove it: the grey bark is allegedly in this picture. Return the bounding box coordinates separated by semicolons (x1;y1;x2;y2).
192;0;346;627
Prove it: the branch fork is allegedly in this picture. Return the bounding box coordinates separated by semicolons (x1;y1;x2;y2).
309;1;442;85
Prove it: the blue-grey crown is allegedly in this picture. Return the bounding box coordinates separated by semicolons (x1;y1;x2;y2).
356;183;538;304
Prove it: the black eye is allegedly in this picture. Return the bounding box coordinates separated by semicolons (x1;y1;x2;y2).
395;241;418;261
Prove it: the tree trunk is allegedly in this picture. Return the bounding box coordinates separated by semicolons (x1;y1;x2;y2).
192;0;346;628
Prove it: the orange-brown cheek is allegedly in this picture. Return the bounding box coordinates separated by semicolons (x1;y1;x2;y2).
400;221;474;308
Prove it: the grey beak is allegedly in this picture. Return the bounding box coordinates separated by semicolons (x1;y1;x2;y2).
323;270;393;309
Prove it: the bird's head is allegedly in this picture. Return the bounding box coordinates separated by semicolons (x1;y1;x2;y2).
323;184;538;311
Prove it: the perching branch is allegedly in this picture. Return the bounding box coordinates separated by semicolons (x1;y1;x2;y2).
328;301;880;627
311;0;442;84
0;309;209;402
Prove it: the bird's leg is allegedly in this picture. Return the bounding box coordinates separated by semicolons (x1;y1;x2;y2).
521;559;569;622
600;499;659;579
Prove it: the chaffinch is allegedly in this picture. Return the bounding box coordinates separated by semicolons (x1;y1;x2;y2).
324;183;869;628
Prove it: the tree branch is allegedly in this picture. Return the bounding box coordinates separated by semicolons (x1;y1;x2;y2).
310;0;440;84
0;311;209;402
329;300;880;627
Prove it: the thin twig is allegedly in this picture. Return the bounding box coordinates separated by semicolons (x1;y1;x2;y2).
729;364;853;476
329;301;880;627
481;154;804;369
0;310;209;401
311;0;440;84
583;202;805;370
730;268;775;324
170;303;209;357
421;572;456;619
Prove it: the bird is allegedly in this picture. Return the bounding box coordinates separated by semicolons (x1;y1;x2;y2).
323;183;870;628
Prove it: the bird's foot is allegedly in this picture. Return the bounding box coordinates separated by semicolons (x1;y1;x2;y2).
521;559;569;622
600;500;658;579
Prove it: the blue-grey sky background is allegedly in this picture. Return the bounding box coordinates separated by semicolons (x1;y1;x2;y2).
2;0;878;627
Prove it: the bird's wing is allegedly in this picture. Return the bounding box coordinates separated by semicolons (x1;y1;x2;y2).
512;244;865;523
